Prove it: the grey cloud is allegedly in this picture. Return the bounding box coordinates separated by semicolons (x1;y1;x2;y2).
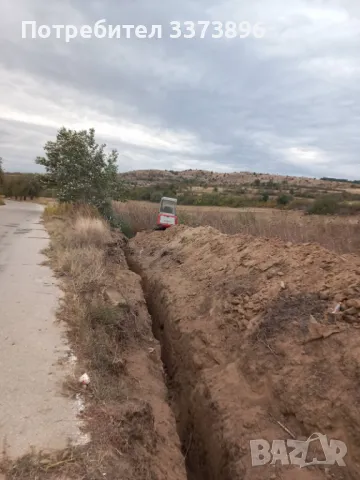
0;0;360;178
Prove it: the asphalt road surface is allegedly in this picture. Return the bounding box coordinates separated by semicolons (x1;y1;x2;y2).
0;200;82;458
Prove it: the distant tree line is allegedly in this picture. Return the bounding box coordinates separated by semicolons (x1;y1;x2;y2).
321;177;360;184
0;173;43;200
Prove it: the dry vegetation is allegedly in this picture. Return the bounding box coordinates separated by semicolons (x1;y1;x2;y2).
114;201;360;255
122;168;360;215
1;204;185;480
122;168;346;188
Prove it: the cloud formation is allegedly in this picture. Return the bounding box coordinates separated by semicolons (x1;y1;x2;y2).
1;0;360;178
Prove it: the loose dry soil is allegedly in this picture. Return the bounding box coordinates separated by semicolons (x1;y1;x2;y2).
128;225;360;480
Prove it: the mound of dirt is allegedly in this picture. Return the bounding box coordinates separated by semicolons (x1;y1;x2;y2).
128;225;360;480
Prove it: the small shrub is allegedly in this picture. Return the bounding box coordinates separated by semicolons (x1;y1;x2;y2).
178;211;192;225
342;202;360;214
277;194;292;206
117;218;135;238
149;191;163;203
307;195;340;215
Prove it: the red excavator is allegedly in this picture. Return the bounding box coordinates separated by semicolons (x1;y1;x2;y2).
155;197;179;230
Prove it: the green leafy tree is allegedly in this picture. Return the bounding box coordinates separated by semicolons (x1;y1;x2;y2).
36;128;122;218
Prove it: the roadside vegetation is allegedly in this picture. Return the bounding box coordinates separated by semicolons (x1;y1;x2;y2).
36;127;125;220
2;202;184;479
1;130;186;479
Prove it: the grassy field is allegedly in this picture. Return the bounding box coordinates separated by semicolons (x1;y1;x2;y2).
114;200;360;255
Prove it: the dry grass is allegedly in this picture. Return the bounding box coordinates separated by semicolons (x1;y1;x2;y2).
1;204;156;480
43;209;143;374
65;217;113;248
45;207;111;292
43;202;100;220
53;246;106;292
113;201;157;233
114;200;360;255
33;197;57;205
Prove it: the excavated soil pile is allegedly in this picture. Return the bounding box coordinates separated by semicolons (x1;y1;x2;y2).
97;238;187;480
128;225;360;480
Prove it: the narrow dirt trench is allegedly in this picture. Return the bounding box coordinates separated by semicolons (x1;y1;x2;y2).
124;226;360;480
125;251;202;480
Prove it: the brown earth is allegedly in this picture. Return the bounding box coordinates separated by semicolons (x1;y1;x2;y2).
122;169;348;189
63;229;187;480
128;225;360;480
93;247;187;480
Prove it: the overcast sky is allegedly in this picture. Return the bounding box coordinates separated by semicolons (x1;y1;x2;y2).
1;0;360;178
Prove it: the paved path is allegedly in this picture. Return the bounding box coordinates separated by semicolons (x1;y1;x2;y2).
0;200;81;458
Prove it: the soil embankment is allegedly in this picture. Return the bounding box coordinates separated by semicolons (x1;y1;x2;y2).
128;225;360;480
